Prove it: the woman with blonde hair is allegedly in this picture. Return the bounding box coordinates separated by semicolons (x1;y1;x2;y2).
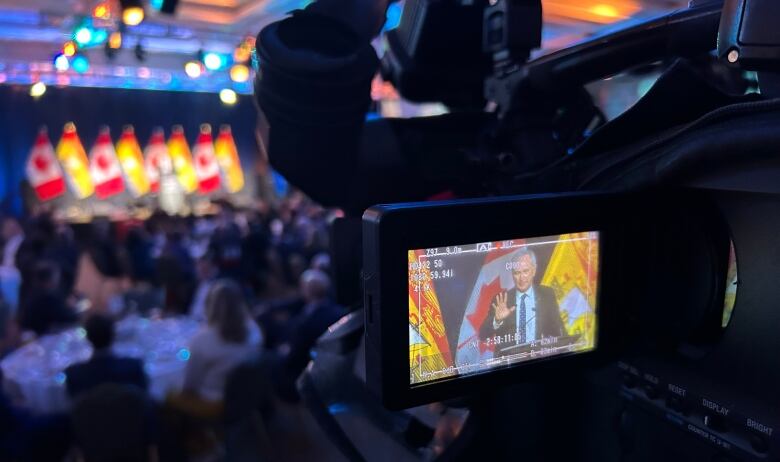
181;279;262;405
163;280;262;459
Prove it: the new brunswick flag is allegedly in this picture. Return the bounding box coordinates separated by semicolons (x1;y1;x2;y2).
540;232;599;350
167;125;198;194
56;122;94;199
409;250;455;384
214;125;245;193
116;125;150;197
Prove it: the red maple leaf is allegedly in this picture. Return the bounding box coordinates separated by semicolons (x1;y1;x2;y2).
33;155;49;171
197;154;210;168
97;154;111;170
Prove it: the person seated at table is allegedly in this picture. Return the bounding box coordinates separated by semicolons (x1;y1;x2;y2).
18;261;78;337
65;313;148;400
274;269;345;402
171;280;262;416
188;249;221;323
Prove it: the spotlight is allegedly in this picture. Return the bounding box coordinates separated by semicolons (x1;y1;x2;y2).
74;27;93;46
219;88;237;105
30;82;46;98
72;55;90;74
184;61;202;78
203;52;223;71
63;41;77;57
229;64;249;83
54;54;70;72
93;2;110;20
120;0;145;26
108;31;122;49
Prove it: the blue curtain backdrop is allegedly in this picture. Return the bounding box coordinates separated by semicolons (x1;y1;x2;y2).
0;85;261;216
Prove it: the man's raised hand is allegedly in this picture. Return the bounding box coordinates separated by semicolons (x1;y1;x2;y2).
493;291;516;323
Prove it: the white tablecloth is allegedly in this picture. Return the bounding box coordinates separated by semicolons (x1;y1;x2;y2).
0;316;200;413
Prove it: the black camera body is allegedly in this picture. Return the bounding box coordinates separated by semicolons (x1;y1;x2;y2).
362;192;628;409
255;0;780;460
361;189;732;408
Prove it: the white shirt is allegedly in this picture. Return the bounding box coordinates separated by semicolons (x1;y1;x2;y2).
182;321;262;402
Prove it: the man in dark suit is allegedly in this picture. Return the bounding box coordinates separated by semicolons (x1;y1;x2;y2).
479;247;566;359
65;314;148;399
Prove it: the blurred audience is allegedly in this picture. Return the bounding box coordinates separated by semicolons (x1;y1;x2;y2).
188;250;221;323
18;261;78;336
1;216;24;268
0;193;350;459
157;230;196;315
65;313;148;400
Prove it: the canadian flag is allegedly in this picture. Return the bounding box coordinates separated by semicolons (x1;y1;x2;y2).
26;127;66;201
144;128;172;193
89;127;125;199
192;124;221;194
453;243;526;371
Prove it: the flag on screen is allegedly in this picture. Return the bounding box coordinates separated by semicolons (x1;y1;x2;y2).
167;125;198;194
56;122;94;199
214;125;245;193
453;242;525;371
193;124;221;194
540;232;598;348
26;127;66;201
116;126;150;197
89;126;125;199
144;127;172;193
409;249;456;383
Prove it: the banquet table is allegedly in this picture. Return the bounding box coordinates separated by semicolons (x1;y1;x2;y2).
0;315;201;413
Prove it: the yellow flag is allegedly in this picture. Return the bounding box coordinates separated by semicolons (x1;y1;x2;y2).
214;125;245;193
115;125;150;197
167;125;198;194
541;232;599;349
408;250;456;385
56;122;94;199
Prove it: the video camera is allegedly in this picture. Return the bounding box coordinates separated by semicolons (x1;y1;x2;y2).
254;0;780;460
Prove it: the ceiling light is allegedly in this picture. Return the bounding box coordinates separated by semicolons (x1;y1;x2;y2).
72;55;90;74
229;64;250;83
30;82;47;98
74;27;93;46
54;54;69;72
185;61;202;78
93;2;110;20
203;52;224;71
63;41;77;57
108;31;122;49
121;0;145;26
219;89;237;105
